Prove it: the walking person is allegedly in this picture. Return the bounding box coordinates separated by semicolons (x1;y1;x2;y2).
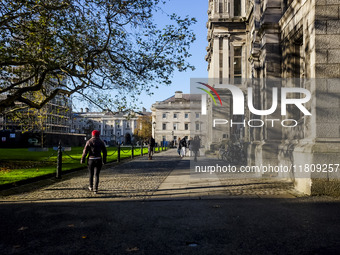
192;135;201;162
81;130;107;194
148;136;155;159
177;137;182;156
188;137;193;157
180;137;187;158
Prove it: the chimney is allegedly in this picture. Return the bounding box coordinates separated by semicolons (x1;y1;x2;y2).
80;108;83;113
175;91;183;99
142;107;146;112
85;107;89;112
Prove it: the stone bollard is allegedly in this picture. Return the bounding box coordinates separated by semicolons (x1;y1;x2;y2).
117;144;121;162
56;143;62;179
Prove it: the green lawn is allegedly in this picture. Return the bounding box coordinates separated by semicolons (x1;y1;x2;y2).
0;146;152;186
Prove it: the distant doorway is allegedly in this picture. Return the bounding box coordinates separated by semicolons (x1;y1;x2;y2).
125;133;131;144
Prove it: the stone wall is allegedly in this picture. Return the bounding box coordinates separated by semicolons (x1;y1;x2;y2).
279;0;340;195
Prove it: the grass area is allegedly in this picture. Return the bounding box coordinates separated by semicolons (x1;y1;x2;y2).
0;146;151;186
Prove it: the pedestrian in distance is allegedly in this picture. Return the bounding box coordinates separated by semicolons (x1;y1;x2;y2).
180;137;187;158
148;136;155;160
81;130;107;194
192;135;201;162
188;137;193;156
177;137;182;156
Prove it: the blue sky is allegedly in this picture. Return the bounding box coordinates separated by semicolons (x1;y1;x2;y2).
73;0;209;112
138;0;209;110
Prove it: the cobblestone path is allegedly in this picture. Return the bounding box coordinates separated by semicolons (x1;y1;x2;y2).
0;151;180;202
0;149;299;202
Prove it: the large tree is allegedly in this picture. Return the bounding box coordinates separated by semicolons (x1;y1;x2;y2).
134;114;151;140
0;0;196;113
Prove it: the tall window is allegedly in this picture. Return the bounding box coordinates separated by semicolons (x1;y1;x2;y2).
173;123;177;130
162;123;166;130
234;0;241;16
219;37;224;83
233;46;242;78
215;0;228;14
293;37;303;78
185;123;189;130
219;0;223;13
195;123;200;131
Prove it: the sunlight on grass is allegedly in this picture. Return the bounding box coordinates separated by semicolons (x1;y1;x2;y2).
0;147;153;186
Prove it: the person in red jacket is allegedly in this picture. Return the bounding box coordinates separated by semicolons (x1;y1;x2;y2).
81;130;107;194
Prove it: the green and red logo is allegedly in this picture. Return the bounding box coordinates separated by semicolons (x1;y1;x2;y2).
197;82;222;106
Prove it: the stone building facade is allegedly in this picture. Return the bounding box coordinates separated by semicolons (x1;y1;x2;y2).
72;108;150;145
151;91;207;148
206;0;340;195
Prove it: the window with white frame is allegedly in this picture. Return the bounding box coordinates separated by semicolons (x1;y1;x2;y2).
214;0;228;14
173;123;178;130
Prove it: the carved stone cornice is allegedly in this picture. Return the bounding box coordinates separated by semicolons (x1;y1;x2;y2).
213;32;230;39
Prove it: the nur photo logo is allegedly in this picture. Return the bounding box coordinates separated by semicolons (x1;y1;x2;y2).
195;80;312;128
196;82;222;115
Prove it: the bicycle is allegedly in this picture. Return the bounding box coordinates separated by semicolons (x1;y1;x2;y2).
218;142;246;165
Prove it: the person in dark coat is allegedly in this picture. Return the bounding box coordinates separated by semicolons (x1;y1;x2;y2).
177;137;182;156
180;137;187;157
192;136;201;162
148;136;155;159
81;130;107;194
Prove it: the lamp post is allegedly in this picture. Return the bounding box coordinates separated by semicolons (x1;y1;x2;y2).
152;121;156;138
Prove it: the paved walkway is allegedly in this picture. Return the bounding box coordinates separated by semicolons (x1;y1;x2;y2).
151;157;297;200
1;149;340;255
1;149;297;203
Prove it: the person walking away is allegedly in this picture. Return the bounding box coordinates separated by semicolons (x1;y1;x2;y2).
81;130;107;194
148;136;155;159
192;136;200;162
180;137;187;157
188;137;193;156
177;137;182;156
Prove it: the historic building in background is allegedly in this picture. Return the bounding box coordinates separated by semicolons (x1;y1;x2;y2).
72;108;151;145
151;91;207;148
206;0;340;195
